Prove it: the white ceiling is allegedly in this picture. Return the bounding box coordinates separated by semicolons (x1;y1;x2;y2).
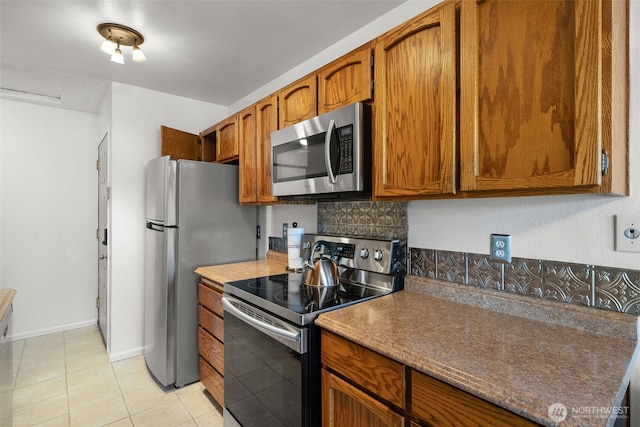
0;0;405;113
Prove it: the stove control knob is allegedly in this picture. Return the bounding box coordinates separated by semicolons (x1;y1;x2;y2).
373;249;384;262
360;248;369;259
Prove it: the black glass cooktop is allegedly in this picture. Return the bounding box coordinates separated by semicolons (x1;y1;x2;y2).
224;273;390;326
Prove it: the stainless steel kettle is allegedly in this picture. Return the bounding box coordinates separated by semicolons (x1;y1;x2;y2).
302;241;340;287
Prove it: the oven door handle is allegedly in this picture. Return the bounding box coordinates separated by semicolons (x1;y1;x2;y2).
222;296;302;344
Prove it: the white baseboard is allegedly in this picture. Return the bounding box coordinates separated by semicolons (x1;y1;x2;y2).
8;319;97;341
108;346;144;363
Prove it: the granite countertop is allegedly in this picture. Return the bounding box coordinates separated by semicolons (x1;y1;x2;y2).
315;276;639;427
195;250;289;284
0;289;16;321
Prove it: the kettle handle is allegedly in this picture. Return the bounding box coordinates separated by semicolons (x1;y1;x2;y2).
306;240;335;265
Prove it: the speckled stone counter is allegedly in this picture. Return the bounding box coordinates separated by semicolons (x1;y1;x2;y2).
195;250;289;284
315;276;639;427
0;289;16;323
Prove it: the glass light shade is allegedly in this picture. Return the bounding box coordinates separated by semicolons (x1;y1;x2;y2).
100;39;116;55
132;45;147;62
110;48;125;64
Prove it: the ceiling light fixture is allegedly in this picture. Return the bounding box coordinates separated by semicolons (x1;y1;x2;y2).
97;23;146;64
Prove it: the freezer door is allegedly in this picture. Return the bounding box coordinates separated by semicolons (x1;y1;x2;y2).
145;156;177;224
143;222;177;386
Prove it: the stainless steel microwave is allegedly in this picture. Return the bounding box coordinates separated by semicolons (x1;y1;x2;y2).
270;102;371;198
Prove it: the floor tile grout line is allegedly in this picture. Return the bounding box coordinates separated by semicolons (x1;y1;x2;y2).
10;327;222;427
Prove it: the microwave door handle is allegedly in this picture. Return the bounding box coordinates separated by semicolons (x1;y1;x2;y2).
324;119;338;184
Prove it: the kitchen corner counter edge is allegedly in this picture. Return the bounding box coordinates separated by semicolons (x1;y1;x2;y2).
315;275;639;427
195;250;289;284
0;289;16;321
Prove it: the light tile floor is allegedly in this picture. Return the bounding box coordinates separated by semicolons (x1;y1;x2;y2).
4;326;223;427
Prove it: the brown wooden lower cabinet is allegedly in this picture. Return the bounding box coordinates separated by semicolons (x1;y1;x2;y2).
199;356;223;406
322;369;404;427
411;370;539;427
198;280;224;406
321;330;541;427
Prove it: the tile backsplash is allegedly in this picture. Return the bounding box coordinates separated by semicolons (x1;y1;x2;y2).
269;200;640;317
270;201;408;256
317;201;408;241
411;248;640;316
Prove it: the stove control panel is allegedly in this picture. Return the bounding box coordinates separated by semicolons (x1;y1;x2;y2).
301;234;402;274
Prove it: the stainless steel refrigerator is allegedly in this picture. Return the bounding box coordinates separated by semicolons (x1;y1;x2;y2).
144;156;257;387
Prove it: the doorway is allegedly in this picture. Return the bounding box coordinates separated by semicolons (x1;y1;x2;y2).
97;133;110;349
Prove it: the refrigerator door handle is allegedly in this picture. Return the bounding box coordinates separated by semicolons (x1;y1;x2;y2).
146;221;178;232
146;221;162;231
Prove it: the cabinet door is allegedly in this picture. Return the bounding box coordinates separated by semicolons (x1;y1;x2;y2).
255;95;279;204
460;0;606;193
161;126;200;161
318;43;373;115
216;115;239;163
322;369;404;427
373;2;457;198
239;105;257;203
278;74;317;128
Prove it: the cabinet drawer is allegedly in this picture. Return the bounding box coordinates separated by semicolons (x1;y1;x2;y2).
321;331;405;409
198;327;224;375
199;357;223;407
411;370;540;427
199;306;224;342
198;283;223;317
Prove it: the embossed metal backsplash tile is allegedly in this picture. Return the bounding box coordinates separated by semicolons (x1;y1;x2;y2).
410;247;640;316
594;268;640;315
269;237;287;253
317;201;408;241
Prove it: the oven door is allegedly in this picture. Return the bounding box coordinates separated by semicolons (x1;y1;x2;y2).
222;295;315;427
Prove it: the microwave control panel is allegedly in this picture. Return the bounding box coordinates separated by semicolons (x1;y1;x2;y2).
337;125;353;174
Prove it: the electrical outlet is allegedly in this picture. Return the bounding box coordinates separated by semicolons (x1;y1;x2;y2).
615;215;640;253
490;234;512;263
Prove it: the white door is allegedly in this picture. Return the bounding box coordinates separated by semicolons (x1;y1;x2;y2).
97;134;110;348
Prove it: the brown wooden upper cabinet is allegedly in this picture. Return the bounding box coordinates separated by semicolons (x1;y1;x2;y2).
459;0;628;196
238;105;257;203
255;95;279;204
278;74;318;129
239;95;279;205
373;1;457;199
215;115;239;163
161;126;201;161
317;43;374;115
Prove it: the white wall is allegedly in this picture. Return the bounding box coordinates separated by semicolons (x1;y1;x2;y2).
0;99;99;339
264;204;317;243
104;82;227;361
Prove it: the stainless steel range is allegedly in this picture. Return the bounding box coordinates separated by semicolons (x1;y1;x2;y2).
221;234;405;427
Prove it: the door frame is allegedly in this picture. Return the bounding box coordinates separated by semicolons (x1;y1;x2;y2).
97;132;111;351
